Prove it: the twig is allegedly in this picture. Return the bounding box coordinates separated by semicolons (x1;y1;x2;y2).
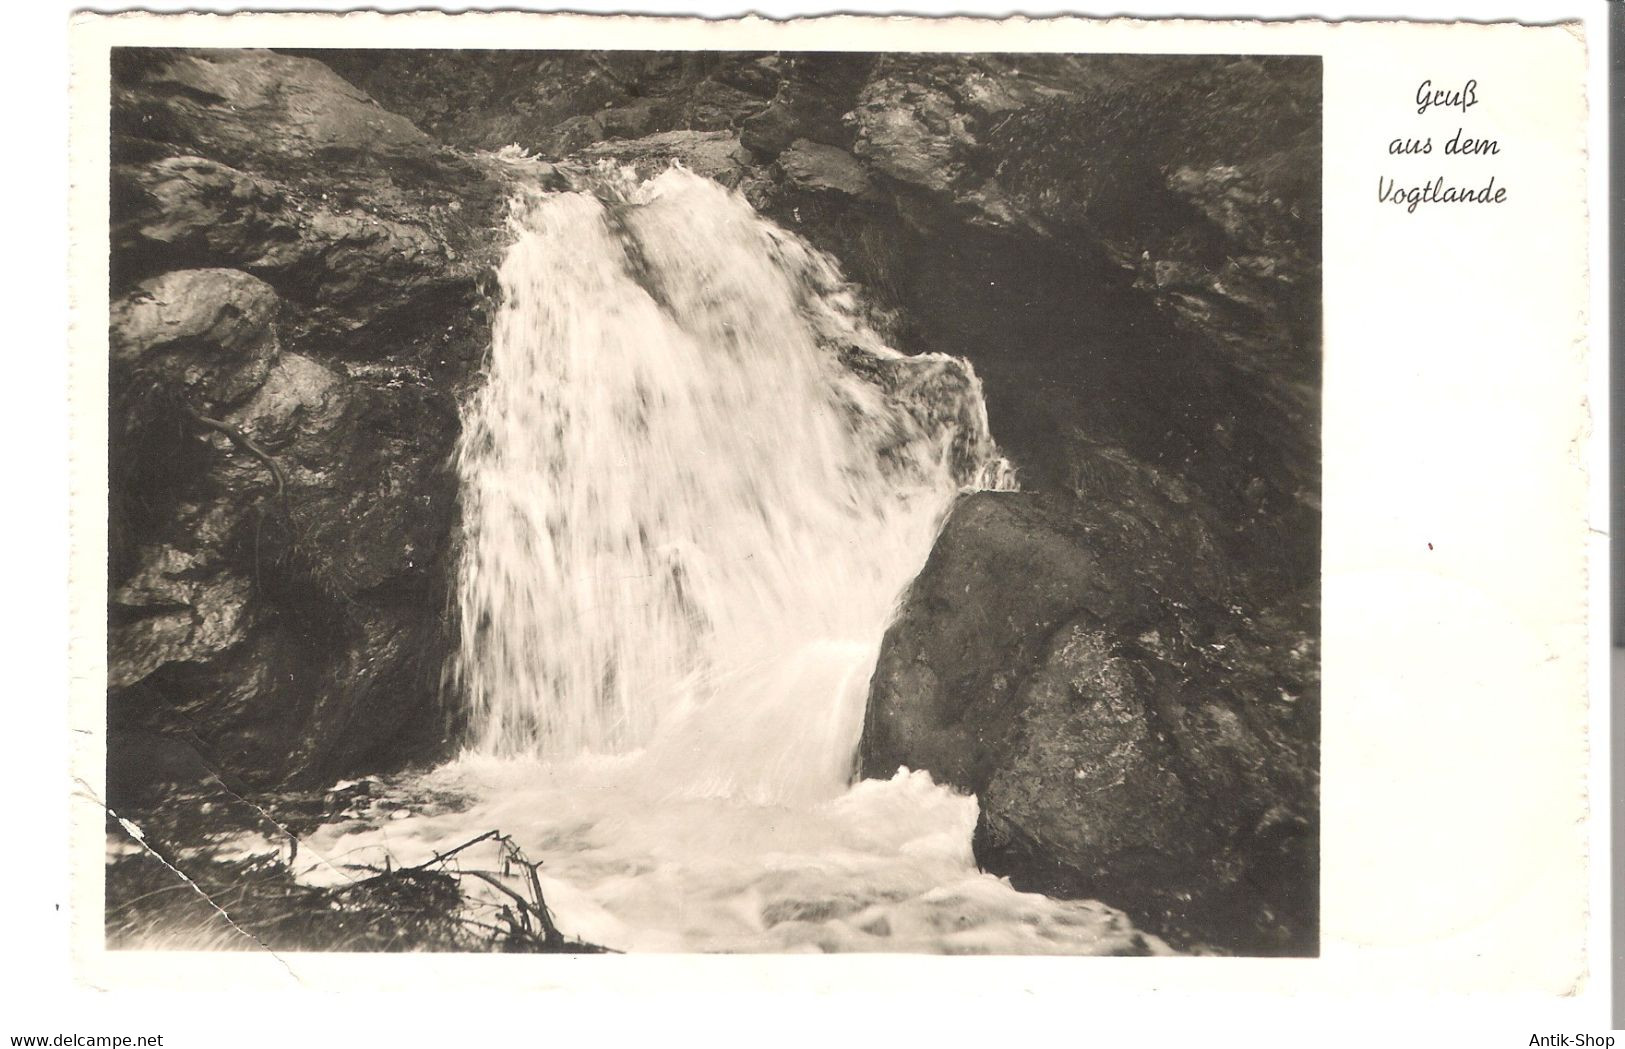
455;871;537;921
500;837;562;945
181;406;288;507
401;829;502;873
180;404;294;595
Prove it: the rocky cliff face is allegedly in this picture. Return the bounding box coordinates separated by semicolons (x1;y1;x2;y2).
107;48;1318;952
108;48;513;789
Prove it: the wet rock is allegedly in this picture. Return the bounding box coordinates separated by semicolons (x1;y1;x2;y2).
682;77;776;130
113;50;509;358
110;553;254;690
713;55;784;100
596;98;664;140
851;77;974;195
306;49;776;156
772;53;875;149
740;102;799;159
115;47;430;169
570;130;753;187
740;54;874;160
268;374;459;597
229;353;343;442
1147;158;1320;393
776;140;874;199
113;156;292;266
253;209;460;340
861;490;1318;954
109;48;497;787
537;114;609;158
838;346;1006;487
109;354;461;782
114;160;489;350
862;493;1106;790
110;268;280;409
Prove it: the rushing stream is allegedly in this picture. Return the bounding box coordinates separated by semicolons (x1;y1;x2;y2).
298;164;1162;954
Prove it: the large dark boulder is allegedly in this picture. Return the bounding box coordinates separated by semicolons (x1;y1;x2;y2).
861;491;1317;954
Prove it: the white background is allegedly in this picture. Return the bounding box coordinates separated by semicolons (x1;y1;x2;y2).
17;0;1615;1044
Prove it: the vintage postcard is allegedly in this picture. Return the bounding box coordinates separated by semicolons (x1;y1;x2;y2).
64;9;1592;1015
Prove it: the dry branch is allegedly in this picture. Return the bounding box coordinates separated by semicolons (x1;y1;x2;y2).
107;821;611;954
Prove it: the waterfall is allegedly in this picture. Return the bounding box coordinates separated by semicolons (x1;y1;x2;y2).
452;164;1010;802
301;164;1155;954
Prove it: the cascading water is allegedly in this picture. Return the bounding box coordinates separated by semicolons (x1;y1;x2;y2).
454;164;1008;801
300;163;1160;954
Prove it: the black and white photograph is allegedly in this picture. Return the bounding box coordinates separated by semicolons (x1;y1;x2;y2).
100;43;1326;959
16;0;1610;1040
